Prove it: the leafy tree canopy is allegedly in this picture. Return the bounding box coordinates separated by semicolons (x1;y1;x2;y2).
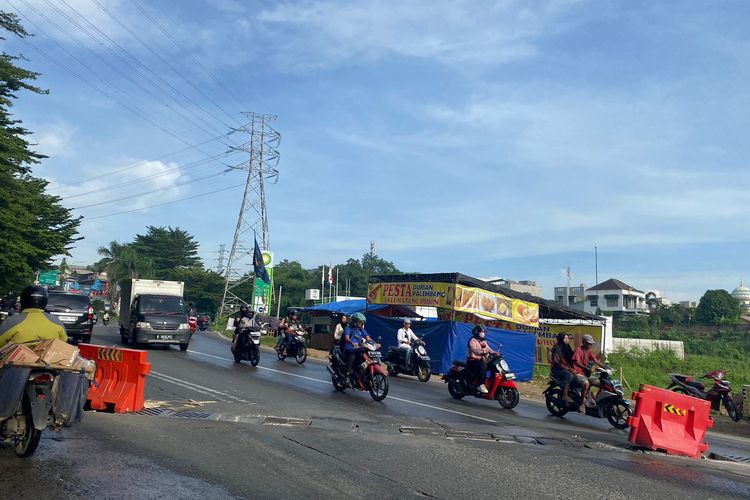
132;225;202;272
696;289;740;325
0;12;81;294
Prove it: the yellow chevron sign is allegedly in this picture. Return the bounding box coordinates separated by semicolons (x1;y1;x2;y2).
98;348;123;362
664;403;686;416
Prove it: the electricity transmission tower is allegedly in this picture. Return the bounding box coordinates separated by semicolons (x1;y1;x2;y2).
215;244;227;274
217;113;280;318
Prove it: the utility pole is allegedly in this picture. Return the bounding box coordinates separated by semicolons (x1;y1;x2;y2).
217;112;280;318
370;240;376;257
216;244;227;274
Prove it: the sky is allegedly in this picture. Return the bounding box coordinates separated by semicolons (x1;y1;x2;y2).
3;0;749;301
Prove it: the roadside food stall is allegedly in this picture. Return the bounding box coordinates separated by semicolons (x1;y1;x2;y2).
366;273;609;381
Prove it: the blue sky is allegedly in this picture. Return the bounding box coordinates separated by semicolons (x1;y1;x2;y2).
4;0;748;301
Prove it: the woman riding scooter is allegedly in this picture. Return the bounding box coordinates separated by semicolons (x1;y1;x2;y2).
467;325;496;394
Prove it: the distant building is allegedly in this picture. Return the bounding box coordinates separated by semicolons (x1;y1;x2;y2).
644;290;671;311
553;284;586;310
481;277;542;297
584;278;647;315
731;281;750;314
679;301;697;308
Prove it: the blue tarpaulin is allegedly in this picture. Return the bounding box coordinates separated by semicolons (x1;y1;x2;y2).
363;315;536;381
304;299;384;316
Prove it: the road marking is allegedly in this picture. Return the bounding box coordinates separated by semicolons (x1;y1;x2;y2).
151;370;251;404
186;349;498;424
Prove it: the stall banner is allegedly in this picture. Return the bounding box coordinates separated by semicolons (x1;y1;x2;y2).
367;282;452;307
368;281;539;327
252;251;274;313
445;311;602;365
453;285;539;327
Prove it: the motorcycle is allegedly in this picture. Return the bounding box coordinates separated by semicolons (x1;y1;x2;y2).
188;316;198;336
198;315;209;331
544;366;631;429
327;340;389;401
275;326;308;364
102;316;110;326
443;352;520;409
0;366;89;457
385;338;431;382
667;370;743;422
232;326;261;366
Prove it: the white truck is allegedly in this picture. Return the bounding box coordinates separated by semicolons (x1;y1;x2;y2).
118;279;191;351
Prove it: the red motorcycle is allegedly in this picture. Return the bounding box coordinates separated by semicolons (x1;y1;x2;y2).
187;316;197;336
443;352;520;409
327;340;389;401
667;370;743;422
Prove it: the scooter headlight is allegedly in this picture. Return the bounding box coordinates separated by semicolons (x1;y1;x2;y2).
499;359;510;372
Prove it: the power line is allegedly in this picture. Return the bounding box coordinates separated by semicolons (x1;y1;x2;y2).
72;169;233;210
85;183;244;220
53;133;234;188
91;0;240;127
61;149;239;200
129;0;253;112
37;0;231;139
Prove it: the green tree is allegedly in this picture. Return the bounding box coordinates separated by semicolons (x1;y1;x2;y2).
0;13;81;293
272;260;318;312
96;240;154;298
168;267;225;314
132;226;202;273
695;289;740;325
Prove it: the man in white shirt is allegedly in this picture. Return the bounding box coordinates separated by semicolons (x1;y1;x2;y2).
397;319;419;370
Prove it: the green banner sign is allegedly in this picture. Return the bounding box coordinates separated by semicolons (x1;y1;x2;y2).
38;270;59;286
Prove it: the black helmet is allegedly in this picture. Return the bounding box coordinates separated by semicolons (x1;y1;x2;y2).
239;304;249;314
20;285;48;310
289;309;299;318
472;325;485;337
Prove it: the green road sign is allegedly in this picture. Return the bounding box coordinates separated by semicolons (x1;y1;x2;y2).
38;270;59;286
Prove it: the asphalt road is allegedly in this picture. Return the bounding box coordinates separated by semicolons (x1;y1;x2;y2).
1;325;749;499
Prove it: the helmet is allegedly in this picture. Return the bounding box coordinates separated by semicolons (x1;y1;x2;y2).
582;334;596;345
240;305;249;313
472;325;485;336
20;285;47;310
351;312;366;324
403;318;412;325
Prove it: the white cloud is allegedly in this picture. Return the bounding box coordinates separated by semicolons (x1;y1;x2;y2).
252;0;589;70
33;120;76;157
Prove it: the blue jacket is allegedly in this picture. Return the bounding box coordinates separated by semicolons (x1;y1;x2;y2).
344;325;368;351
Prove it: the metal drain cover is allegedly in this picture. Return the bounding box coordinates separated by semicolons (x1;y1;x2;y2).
134;407;219;420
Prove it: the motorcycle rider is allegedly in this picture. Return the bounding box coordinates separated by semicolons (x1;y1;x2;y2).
102;311;110;323
343;312;374;385
397;318;419;371
331;314;348;354
467;325;496;394
572;334;605;407
232;305;254;350
277;310;302;354
551;332;576;406
0;285;68;348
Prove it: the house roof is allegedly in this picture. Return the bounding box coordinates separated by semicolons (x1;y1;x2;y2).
586;278;643;293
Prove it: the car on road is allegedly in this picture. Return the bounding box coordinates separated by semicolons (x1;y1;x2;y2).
46;291;94;343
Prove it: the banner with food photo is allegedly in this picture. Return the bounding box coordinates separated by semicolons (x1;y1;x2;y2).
453;285;539;327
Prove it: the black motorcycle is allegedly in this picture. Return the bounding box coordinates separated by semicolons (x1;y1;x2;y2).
0;366;89;457
276;329;307;364
198;316;209;331
385;339;431;382
544;366;631;429
232;326;261;366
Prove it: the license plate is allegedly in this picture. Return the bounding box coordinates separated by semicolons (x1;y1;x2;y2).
157;334;173;340
506;373;516;380
60;315;78;322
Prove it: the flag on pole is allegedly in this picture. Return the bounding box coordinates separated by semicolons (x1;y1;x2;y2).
253;237;270;284
328;265;334;285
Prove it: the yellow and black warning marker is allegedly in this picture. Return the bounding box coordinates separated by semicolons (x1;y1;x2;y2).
664;403;686;416
98;347;123;362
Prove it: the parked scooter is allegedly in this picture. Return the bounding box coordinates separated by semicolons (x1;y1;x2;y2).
544;366;631;429
667;370;743;422
275;327;308;364
0;366;89;457
385;338;431;382
232;326;261;366
443;352;520;409
327;340;389;401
